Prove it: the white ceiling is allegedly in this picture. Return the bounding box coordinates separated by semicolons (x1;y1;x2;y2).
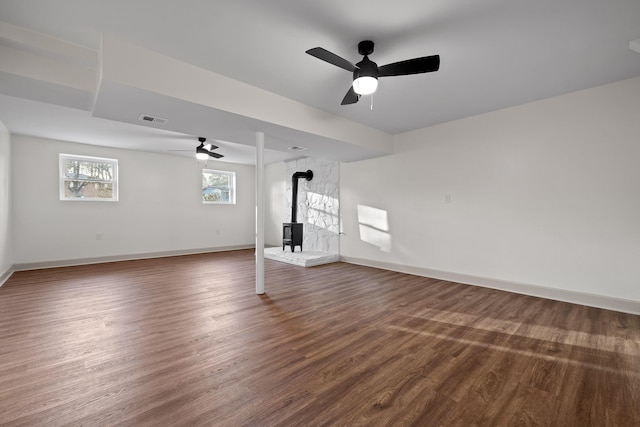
1;0;639;164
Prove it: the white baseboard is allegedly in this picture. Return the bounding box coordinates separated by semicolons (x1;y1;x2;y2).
11;245;255;272
7;249;638;316
0;267;14;288
340;256;640;315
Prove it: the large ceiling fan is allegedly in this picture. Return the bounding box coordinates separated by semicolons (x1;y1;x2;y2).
306;40;440;105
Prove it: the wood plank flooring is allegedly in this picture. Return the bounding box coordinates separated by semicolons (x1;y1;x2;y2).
1;249;638;426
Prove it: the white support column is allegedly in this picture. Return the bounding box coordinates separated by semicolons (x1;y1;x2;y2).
255;131;265;294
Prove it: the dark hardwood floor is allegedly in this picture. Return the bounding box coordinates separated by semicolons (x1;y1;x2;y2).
0;249;638;426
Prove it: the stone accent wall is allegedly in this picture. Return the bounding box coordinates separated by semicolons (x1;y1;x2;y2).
285;157;339;253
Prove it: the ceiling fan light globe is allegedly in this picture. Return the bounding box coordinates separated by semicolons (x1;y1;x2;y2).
353;76;378;95
196;152;209;160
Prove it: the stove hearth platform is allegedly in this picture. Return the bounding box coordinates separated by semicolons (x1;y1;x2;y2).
263;247;339;267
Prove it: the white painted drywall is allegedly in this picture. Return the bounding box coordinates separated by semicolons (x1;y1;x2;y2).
264;161;286;247
0;120;12;279
341;77;640;302
11;135;255;264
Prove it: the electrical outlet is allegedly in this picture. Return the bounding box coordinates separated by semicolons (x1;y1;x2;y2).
444;194;451;204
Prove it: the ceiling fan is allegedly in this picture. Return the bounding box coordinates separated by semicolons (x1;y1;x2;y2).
306;40;440;105
168;137;224;159
195;137;223;159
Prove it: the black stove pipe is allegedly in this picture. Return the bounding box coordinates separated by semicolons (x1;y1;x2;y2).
291;170;313;223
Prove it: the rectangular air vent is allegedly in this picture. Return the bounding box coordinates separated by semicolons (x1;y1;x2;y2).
138;114;169;125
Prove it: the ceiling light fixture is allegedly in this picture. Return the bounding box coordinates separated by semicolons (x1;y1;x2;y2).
353;76;378;95
195;148;208;160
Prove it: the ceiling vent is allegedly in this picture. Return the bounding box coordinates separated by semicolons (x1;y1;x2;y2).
138;114;169;125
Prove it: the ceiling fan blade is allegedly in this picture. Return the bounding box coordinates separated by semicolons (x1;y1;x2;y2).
208;152;224;159
378;55;440;77
306;47;358;72
341;86;360;105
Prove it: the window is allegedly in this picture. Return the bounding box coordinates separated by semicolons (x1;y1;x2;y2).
59;154;118;201
202;169;235;204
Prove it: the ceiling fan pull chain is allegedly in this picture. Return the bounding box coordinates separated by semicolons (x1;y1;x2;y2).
370;93;374;111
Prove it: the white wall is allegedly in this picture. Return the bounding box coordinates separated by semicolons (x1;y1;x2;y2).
264;161;286;247
341;77;640;305
0;120;12;281
12;135;255;265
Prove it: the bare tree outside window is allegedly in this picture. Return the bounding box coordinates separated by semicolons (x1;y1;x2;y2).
59;154;118;201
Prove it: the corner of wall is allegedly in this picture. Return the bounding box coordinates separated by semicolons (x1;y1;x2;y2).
0;119;13;284
264;161;286;247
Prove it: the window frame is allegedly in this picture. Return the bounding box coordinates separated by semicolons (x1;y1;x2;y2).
202;169;236;205
59;153;119;202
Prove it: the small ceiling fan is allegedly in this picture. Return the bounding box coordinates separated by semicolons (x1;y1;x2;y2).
306;40;440;105
195;137;223;159
169;137;223;159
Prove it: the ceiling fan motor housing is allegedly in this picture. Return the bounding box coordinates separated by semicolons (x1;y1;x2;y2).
356;40;378;79
354;56;378;80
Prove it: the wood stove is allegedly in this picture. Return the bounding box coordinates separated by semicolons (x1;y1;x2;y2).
283;170;313;252
282;222;303;252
